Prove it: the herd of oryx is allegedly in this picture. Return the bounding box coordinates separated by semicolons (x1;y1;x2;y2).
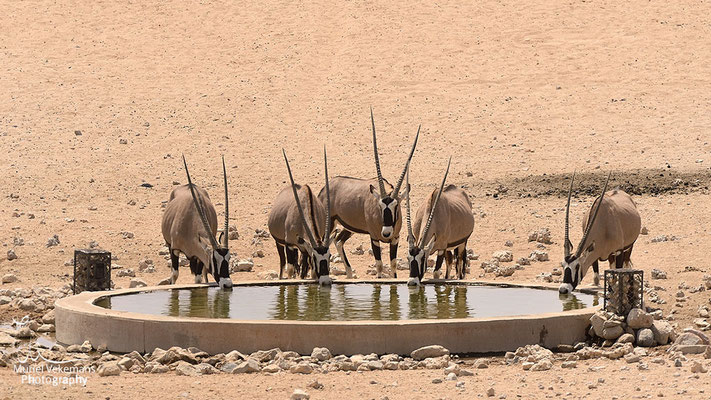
161;110;642;295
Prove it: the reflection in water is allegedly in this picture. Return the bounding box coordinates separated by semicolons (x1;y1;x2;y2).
99;284;599;322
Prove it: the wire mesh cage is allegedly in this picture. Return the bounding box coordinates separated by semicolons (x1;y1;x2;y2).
604;269;643;315
73;249;111;294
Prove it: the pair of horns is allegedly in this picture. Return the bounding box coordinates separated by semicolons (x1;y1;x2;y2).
182;155;230;250
282;148;332;249
371;108;420;199
406;157;452;249
564;171;611;258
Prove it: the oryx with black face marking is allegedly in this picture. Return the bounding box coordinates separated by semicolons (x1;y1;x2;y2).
405;158;474;286
161;156;233;289
559;172;641;294
318;109;418;278
268;148;336;285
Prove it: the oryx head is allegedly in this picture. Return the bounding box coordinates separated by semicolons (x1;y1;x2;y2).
559;172;610;294
183;155;233;290
369;108;420;240
283;148;336;286
405;157;451;286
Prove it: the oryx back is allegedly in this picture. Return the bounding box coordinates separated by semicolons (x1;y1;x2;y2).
269;184;327;247
581;189;640;262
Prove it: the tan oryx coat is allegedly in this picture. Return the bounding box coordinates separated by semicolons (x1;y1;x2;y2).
412;185;474;251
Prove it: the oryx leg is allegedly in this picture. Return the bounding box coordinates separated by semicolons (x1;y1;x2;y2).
285;246;299;279
458;245;468;279
592;260;600;286
608;254;616;270
623;244;634;268
189;258;203;284
615;251;624;269
433;251;445;279
276;243;286;279
334;230;354;278
201;260;209;283
444;250;454;279
169;246;180;284
299;250;311;279
389;239;399;279
371;239;384;278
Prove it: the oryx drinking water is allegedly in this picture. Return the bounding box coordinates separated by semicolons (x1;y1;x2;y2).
268;148;336;285
559;172;642;294
318;109;419;278
161;156;233;289
404;158;475;286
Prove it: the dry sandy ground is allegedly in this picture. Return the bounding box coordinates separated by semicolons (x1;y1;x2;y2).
1;0;711;398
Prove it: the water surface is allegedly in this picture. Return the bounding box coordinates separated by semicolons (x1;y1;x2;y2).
96;283;598;321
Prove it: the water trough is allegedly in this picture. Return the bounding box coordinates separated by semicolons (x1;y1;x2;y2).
55;279;600;355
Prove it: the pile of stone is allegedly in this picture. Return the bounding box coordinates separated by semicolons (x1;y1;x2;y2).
589;308;673;347
528;228;552;245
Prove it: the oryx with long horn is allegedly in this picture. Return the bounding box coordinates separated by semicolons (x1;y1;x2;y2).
405;158;475;286
268;148;336;285
559;172;642;294
161;155;233;289
318;109;419;278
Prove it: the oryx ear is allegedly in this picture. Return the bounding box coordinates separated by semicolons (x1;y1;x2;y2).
369;185;380;200
586;242;595;253
218;231;225;246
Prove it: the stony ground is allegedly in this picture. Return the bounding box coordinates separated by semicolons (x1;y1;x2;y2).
2;0;711;398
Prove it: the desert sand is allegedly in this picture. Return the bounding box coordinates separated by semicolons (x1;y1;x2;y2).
1;0;710;398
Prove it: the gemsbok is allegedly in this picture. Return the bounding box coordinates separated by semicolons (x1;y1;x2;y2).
558;172;642;294
318;109;418;278
161;156;233;289
404;158;475;286
268;148;336;285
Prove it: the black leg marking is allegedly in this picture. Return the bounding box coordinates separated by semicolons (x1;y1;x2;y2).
592;260;599;275
335;230;353;269
389;242;398;279
608;254;616;270
276;243;286;279
169;246;179;271
371;239;382;262
444;251;453;279
434;253;445;273
286;246;298;278
615;253;624;269
189;257;200;276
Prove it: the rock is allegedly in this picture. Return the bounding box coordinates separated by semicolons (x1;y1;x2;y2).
624;354;640;363
602;325;624;340
290;362;313;374
157;277;172;286
474;359;489;369
250;348;280;362
0;296;10;305
530;359;552;371
446;372;457;381
636;329;656;347
487;388;496;397
640;226;648;235
233;358;261;373
121;231;134;239
690;361;707;374
307;380;323;390
650;320;672;345
118;357;135;370
561;361;577;369
676;345;708;354
261;364;281;373
617;333;635;344
291;389;310;400
627;308;653;329
651;269;667;280
590;312;606;337
46;235;60;247
431;378;443;384
129;278;147;288
220;362;238;373
116;269;136;278
0;332;18;347
1;274;17;284
311;347;332;361
42;310;55;324
529;250;549;262
175;362;199;376
528;228;552;244
37;324;55;333
195;363;218;375
258;270;279;280
494;265;516;277
492;250;513;262
675;332;706;346
411;345;450;361
97;361;121;377
232;259;254;273
6;250;17;261
119;138;128;144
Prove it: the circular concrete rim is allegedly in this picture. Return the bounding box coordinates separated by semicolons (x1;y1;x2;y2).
62;279;600;324
55;279;601;355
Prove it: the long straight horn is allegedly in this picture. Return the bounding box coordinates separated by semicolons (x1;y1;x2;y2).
282;149;318;249
182;155;219;250
392;125;420;198
575;172;611;258
405;168;415;248
323;146;332;246
564;171;575;258
420;157;451;248
221;155;229;249
370;107;386;198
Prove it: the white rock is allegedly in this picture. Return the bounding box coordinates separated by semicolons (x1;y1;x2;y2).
411;345;450;361
6;250;17;261
528;228;552;244
1;274;17;284
311;347;332;361
690;361;707;373
129;278;147;288
258;270;279;280
627;308;653;329
492;250;513;263
529;250;549;262
97;361;121;377
232;358;261;373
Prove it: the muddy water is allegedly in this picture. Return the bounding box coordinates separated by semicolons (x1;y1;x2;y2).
95;284;598;321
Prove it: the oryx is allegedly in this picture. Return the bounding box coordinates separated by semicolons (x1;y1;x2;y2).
161;156;233;289
318;109;419;278
268;148;336;285
404;158;475;286
559;172;642;294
